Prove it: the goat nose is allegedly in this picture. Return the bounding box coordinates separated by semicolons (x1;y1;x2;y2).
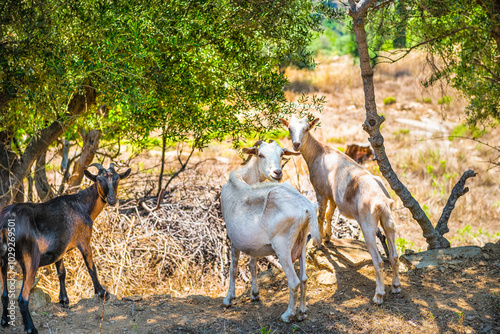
274;170;282;177
293;142;300;150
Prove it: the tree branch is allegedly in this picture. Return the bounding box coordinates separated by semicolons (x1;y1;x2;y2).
435;169;477;235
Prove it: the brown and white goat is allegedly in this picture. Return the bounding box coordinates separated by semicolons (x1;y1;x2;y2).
280;116;400;304
0;163;131;334
221;141;322;322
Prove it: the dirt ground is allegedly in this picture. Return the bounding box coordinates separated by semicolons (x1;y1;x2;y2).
12;242;499;334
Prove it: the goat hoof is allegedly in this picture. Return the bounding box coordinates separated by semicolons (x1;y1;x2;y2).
26;327;39;334
296;310;308;321
391;284;401;294
97;290;110;300
222;297;234;307
59;297;70;307
372;293;384;305
1;317;9;327
280;312;293;323
251;293;260;302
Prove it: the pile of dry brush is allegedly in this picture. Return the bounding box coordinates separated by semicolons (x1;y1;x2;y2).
37;168;234;300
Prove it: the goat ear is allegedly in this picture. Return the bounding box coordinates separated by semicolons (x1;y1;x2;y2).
119;168;132;179
308;118;320;130
84;170;97;182
283;148;301;156
278;118;289;127
241;147;258;156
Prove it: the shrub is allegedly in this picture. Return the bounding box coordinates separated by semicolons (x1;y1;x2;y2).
383;96;396;105
438;95;452;105
416;97;432;103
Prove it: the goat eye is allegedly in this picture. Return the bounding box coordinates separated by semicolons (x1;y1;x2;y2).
258;154;264;158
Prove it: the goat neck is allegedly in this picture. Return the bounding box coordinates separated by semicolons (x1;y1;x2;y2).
299;132;325;165
235;158;266;185
79;183;107;221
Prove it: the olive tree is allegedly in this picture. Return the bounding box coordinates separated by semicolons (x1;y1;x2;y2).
0;0;322;207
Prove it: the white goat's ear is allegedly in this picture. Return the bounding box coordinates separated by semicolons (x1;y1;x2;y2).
283;148;301;156
84;170;97;182
242;147;258;156
278;118;289;127
308;118;320;130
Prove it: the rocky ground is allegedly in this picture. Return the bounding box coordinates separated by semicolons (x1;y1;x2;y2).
6;240;499;334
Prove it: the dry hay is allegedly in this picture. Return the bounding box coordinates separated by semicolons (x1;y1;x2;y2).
37;168;231;301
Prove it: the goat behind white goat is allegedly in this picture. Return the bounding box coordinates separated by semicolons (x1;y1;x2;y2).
221;141;321;323
280;115;401;305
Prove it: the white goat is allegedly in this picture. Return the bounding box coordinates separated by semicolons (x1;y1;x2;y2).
279;116;401;304
221;140;322;322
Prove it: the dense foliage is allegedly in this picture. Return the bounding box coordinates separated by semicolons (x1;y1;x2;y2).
0;0;323;205
357;0;500;125
1;0;322;146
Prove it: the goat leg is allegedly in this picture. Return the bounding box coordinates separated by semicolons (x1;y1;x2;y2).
78;244;108;300
249;257;260;301
0;259;8;327
55;259;70;307
273;242;300;323
223;245;240;307
297;243;308;321
376;228;390;259
19;252;40;334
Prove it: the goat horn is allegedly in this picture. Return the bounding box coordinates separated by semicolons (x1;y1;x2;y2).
241;155;253;166
253;140;264;147
268;139;275;144
86;163;106;172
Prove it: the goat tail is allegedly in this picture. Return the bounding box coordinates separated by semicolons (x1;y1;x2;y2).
373;200;396;234
308;202;322;246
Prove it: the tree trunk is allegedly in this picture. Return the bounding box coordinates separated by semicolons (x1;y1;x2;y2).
0;84;96;208
348;0;451;249
157;126;167;197
68;129;102;190
67;104;107;191
34;152;54;202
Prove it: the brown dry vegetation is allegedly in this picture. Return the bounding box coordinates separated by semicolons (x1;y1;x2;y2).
14;52;500;333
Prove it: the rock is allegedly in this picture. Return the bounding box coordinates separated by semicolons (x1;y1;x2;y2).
482;325;492;333
316;271;337;285
13;279;50;310
123;295;143;302
30;287;51;309
405;249;415;255
326;239;373;267
400;246;482;270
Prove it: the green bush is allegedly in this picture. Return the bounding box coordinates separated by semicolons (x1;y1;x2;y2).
416;97;432;103
383;96;396;105
438;95;452;105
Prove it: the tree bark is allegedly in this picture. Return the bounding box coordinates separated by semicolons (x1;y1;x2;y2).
0;84;96;208
435;169;477;235
34;152;54;202
68;129;102;189
348;0;451;249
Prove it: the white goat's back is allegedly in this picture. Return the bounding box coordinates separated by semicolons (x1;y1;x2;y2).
221;172;320;257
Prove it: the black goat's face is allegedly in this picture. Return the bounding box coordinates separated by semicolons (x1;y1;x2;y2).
84;164;132;206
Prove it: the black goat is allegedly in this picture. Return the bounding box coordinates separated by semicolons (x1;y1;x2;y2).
0;163;131;334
